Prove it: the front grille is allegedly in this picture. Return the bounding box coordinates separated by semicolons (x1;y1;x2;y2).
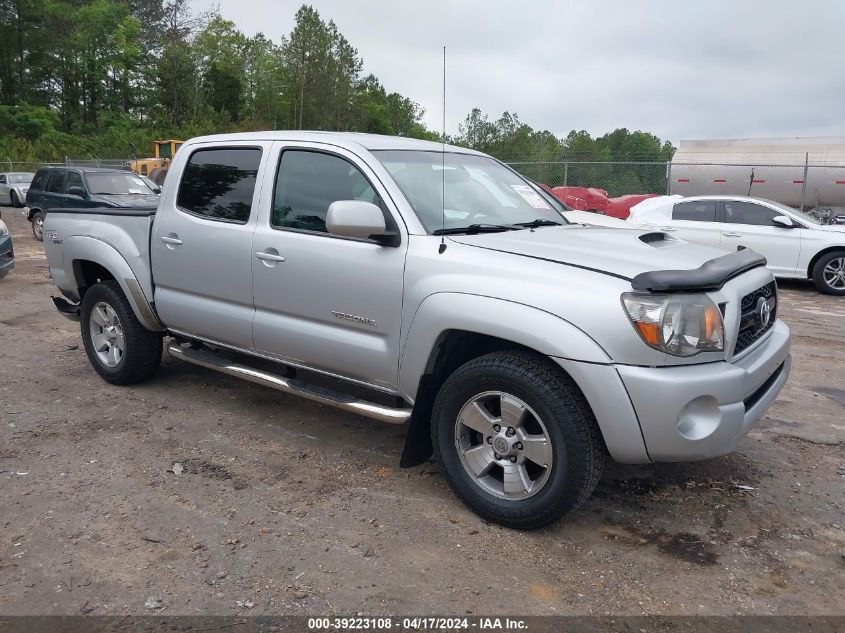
734;281;777;355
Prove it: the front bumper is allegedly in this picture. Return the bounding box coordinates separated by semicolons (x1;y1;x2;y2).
617;319;790;461
556;319;790;463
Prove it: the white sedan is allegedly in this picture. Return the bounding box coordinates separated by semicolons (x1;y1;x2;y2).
628;195;845;295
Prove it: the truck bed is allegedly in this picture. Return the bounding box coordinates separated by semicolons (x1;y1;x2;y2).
43;205;158;310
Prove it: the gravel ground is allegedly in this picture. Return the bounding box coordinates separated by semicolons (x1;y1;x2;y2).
0;207;843;616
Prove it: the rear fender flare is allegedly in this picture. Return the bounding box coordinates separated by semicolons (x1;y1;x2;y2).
60;235;164;332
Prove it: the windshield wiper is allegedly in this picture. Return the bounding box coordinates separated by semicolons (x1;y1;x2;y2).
512;219;563;228
432;224;515;235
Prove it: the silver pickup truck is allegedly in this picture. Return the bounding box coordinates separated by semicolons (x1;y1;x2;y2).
44;132;791;529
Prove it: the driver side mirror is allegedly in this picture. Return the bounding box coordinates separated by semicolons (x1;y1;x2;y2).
326;200;398;246
772;215;795;229
67;186;86;198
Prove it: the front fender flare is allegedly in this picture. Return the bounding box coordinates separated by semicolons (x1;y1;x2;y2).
60;235;164;332
398;292;611;399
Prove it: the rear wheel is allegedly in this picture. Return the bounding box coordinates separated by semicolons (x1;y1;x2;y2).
10;190;19;208
30;211;44;241
80;280;162;384
431;351;605;530
812;251;845;296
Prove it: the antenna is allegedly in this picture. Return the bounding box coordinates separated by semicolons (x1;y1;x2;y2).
439;45;447;254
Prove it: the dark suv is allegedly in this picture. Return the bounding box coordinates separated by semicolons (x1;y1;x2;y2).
25;167;159;240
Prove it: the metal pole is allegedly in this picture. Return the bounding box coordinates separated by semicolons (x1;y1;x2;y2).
800;152;809;212
563;161;568;188
665;160;672;195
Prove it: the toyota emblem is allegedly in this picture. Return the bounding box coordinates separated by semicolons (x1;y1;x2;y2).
755;296;772;329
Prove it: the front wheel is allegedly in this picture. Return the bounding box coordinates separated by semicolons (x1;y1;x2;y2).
30;211;44;241
431;351;605;530
812;251;845;296
10;190;20;208
80;281;162;384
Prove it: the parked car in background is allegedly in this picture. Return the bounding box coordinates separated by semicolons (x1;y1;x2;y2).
25;166;158;240
43;132;790;529
0;172;34;208
606;193;659;219
629;195;845;295
0;219;14;278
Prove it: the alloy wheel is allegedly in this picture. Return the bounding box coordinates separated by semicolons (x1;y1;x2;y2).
454;391;553;500
88;301;125;367
822;256;845;290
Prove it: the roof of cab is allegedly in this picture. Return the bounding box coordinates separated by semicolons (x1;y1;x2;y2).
185;131;485;156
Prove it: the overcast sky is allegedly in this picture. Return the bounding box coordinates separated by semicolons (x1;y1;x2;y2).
196;0;845;143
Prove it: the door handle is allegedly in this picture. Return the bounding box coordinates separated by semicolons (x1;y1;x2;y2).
160;235;183;246
255;250;286;263
722;232;741;238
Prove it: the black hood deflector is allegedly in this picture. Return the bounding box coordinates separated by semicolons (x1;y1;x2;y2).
630;248;767;293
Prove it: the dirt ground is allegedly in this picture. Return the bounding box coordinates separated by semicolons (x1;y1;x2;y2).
0;207;843;617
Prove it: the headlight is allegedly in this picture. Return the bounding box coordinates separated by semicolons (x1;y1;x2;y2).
0;224;8;237
622;293;724;357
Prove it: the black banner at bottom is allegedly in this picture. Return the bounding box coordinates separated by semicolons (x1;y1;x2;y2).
0;616;842;633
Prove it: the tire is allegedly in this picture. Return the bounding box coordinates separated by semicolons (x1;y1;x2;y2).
431;351;605;530
30;210;44;241
80;280;162;385
10;190;19;208
811;251;845;296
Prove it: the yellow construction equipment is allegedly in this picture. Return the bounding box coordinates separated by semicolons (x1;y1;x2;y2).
130;140;184;176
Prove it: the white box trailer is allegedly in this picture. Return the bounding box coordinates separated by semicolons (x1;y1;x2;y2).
670;137;845;214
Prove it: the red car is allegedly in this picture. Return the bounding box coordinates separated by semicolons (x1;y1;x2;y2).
605;194;659;219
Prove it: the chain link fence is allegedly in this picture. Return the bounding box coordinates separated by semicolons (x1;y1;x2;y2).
508;160;845;216
4;156;845;217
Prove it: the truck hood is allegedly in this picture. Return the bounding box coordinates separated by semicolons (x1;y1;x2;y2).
95;194;159;208
449;226;731;281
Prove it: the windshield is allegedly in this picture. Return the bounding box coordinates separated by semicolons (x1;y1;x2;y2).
8;173;33;184
85;173;154;195
374;150;566;233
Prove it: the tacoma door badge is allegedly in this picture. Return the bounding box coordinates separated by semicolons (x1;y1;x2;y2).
331;311;377;327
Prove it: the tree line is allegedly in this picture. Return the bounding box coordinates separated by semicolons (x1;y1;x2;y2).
0;1;436;160
0;0;675;190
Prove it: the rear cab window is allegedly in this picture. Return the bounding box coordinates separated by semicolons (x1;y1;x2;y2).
176;147;262;223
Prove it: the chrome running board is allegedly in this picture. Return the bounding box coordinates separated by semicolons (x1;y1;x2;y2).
167;342;411;425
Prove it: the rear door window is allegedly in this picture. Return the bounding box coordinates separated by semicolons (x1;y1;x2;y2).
47;170;68;193
672;200;717;222
176;147;262;223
